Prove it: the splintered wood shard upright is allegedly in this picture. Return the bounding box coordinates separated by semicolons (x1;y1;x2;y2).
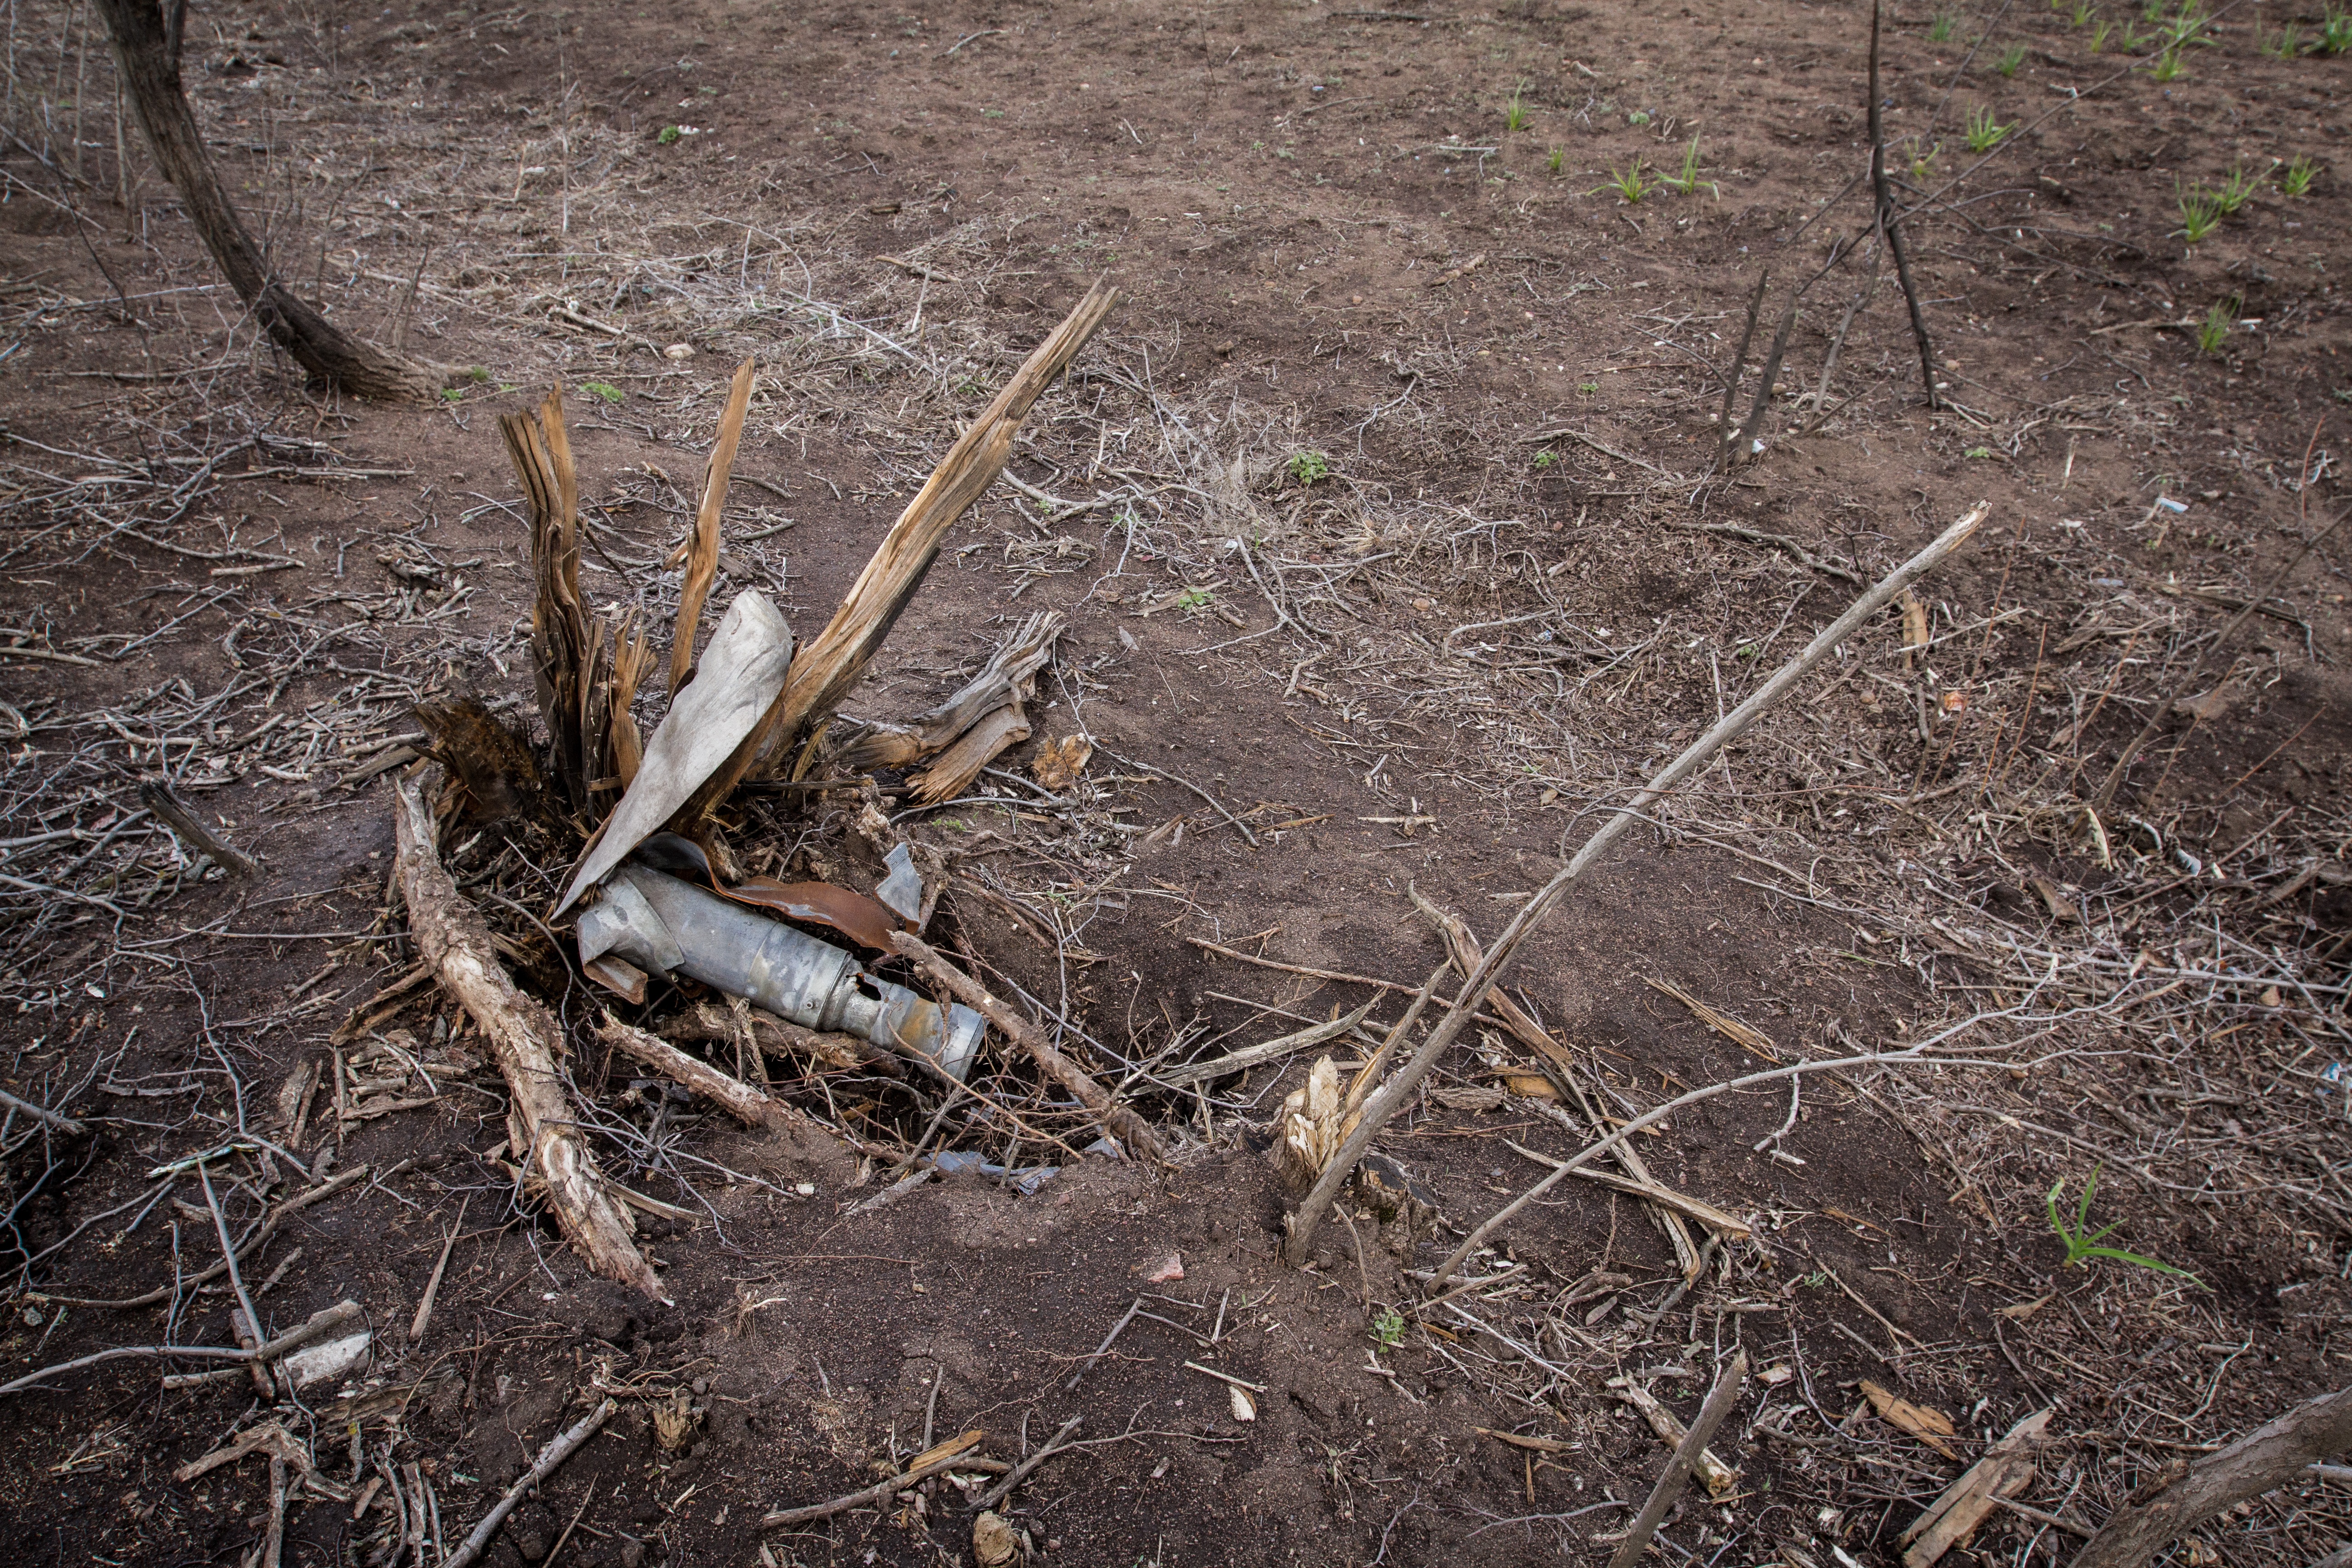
500;388;645;811
673;278;1121;827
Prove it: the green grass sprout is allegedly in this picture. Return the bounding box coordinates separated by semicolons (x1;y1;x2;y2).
1964;105;2011;152
2047;1166;2201;1282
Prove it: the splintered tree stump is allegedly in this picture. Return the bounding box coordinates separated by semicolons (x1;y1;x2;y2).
674;279;1121;828
392;773;660;1297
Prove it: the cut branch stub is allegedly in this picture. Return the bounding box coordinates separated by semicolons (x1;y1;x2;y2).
670;279;1121;832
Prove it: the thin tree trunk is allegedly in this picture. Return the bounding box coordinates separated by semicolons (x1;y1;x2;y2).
1869;0;1941;410
2075;1385;2352;1568
93;0;440;401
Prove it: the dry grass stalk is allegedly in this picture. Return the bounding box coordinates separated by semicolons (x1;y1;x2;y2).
671;356;757;696
1645;977;1783;1063
391;772;659;1297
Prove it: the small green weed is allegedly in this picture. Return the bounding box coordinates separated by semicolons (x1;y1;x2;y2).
580;381;625;404
1287;450;1331;486
1907;137;1942;181
2280;154;2319;198
2159;0;2210;45
1965;445;1995;459
2117;18;2146;49
2320;3;2352;53
468;366;491;383
933;816;968;832
1371;1308;1406;1349
2149;44;2186;79
2089;17;2112;49
1504;85;1531;132
2175;182;2225;242
1996;41;2028;75
1929;12;1957;40
1964;105;2011;152
1175;586;1214;612
1546;144;1565;173
1592;158;1653;203
1659;134;1712;196
2212;161;2261;214
2069;0;2095;23
439;387;465;404
1532;449;1557;469
1578;381;1600;395
2264;21;2304;55
2047;1166;2201;1282
2195;295;2238;356
656;124;681;145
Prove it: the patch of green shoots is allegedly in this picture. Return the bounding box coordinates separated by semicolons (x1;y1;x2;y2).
1908;138;1942;181
657;124;682;145
1929;12;1957;40
2212;161;2260;214
2280;154;2319;198
1659;134;1711;196
1175;586;1214;612
468;366;491;383
1287;450;1331;486
1504;85;1531;132
2070;0;2095;24
1371;1308;1406;1349
2089;17;2112;49
2264;21;2303;55
581;381;625;404
2047;1166;2201;1282
1533;448;1557;469
2149;45;2185;80
2175;182;2224;242
1996;41;2028;76
1593;158;1653;203
2321;3;2352;54
1546;144;1565;174
440;387;465;404
1964;105;2011;153
2195;295;2238;357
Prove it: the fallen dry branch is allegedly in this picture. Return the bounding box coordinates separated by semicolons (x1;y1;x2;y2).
1608;1352;1748;1568
34;1164;373;1309
1612;1378;1742;1499
595;1013;816;1134
392;773;659;1296
687;278;1121;822
441;1398;614;1568
1280;502;1990;1266
2075;1385;2352;1568
762;1429;985;1527
888;931;1166;1161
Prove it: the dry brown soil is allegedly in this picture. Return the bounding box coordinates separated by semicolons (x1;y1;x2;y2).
2;2;2351;1566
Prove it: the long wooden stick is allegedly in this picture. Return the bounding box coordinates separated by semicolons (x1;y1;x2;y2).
392;774;659;1296
595;1013;813;1134
889;931;1166;1161
1279;501;1990;1265
678;279;1120;825
441;1399;614;1568
1607;1352;1749;1568
761;1431;984;1527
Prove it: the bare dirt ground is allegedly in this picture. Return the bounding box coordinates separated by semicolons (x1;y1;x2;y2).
2;1;2351;1564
